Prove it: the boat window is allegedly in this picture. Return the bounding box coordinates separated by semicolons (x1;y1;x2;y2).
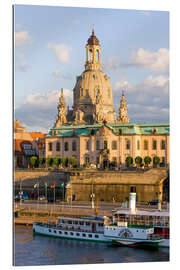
98;223;103;227
95;235;99;238
82;234;86;237
59;231;62;234
54;230;56;233
64;232;68;235
76;233;80;236
68;220;72;224
86;222;90;226
88;234;92;238
136;230;138;232
79;221;84;225
70;232;74;236
75;221;78;225
48;229;51;232
62;220;65;223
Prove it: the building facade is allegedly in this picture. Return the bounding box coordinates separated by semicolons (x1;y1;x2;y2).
45;28;169;168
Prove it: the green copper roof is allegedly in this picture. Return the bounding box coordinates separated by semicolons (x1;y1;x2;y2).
46;123;170;138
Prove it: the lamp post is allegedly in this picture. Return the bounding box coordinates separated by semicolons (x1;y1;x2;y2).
156;191;161;211
91;181;95;209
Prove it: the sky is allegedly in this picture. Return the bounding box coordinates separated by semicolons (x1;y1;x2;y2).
14;5;169;133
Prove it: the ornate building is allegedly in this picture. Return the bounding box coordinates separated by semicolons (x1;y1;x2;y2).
45;28;169;168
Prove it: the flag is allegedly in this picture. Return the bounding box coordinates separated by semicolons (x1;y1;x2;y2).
34;183;39;188
66;182;72;188
44;182;48;188
60;183;64;188
51;184;55;188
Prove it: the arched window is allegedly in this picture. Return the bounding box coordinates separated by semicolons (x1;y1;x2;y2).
137;140;140;150
96;140;100;150
152;140;157;150
161;140;166;150
72;141;76;152
80;88;83;96
85;156;90;165
144;140;148;150
126;140;130;150
86;140;90;150
96;50;99;62
48;142;52;151
112;141;117;150
104;140;108;149
56;142;60;151
64;142;69;151
85;89;89;97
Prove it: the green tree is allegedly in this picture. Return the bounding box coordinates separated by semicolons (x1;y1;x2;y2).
69;157;77;168
46;157;53;167
153;156;160;167
53;156;60;167
30;156;38;168
144;156;151;167
38;157;45;167
125;156;133;167
135;156;142;167
62;157;68;167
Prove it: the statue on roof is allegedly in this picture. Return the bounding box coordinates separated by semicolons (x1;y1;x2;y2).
118;90;130;123
54;88;67;127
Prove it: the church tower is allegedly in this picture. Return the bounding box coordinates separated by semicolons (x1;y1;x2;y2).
54;88;67;127
71;26;116;124
118;91;129;123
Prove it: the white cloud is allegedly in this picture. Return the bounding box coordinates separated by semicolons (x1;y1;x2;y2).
15;89;73;132
52;70;61;78
47;43;72;64
16;62;29;72
15;31;31;47
113;75;169;123
72;19;80;24
125;48;169;73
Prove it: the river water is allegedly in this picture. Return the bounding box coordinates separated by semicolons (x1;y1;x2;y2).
14;225;169;266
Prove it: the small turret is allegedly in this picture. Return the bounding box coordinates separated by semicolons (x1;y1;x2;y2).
54;88;67;127
118;91;129;123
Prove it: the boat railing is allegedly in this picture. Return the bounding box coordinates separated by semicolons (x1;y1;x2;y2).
147;234;162;240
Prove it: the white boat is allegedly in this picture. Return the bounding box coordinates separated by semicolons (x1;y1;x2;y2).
33;216;163;248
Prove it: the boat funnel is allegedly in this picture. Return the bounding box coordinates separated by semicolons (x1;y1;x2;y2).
129;187;136;213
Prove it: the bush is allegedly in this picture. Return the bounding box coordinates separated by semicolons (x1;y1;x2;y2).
153;156;160;166
30;156;38;168
69;157;77;168
46;157;53;167
38;157;45;166
144;156;151;167
53;156;61;167
135;156;142;167
125;156;133;167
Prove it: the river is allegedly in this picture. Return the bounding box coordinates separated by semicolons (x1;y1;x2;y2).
14;225;169;266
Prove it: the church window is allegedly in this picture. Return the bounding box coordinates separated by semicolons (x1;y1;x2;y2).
72;141;76;151
104;140;108;149
161;157;166;166
86;140;90;150
96;157;99;164
80;88;83;96
126;140;130;150
56;142;60;151
144;140;148;150
96;50;99;62
112;141;117;150
64;142;69;151
85;89;89;97
137;140;140;150
152;140;157;150
161;140;166;150
48;142;52;151
85;156;90;165
96;140;100;150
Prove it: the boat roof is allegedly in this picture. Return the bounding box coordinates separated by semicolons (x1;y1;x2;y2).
57;216;104;222
114;209;169;217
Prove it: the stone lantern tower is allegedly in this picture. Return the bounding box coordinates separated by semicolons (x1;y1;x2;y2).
54;88;67;127
118;91;130;123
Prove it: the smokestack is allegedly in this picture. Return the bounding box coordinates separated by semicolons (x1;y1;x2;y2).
129;187;136;213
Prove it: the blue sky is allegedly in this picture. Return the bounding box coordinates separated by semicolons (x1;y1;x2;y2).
14;5;169;132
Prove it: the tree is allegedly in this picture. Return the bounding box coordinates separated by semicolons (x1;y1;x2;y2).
62;157;68;167
30;156;38;168
135;156;142;168
153;156;160;167
53;156;60;167
144;156;151;167
46;157;53;167
38;157;45;167
125;156;133;167
69;157;77;168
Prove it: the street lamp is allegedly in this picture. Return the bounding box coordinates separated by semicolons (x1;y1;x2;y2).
91;181;95;209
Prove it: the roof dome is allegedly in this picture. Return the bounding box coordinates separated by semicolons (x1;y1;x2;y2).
87;31;100;46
